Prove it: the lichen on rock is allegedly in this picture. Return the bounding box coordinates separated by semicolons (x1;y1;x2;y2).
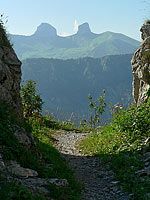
131;21;150;106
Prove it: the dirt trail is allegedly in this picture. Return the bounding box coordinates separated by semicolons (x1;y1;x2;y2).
54;131;131;200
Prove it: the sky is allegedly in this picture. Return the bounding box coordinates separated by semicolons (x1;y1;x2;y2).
1;0;150;41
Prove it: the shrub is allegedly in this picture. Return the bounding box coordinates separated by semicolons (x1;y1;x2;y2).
88;90;106;128
80;99;150;199
21;80;44;118
113;100;150;136
0;14;12;47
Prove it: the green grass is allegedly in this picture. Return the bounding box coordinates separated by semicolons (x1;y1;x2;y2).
2;94;150;199
29;116;82;199
79;100;150;200
0;103;81;199
0;178;45;200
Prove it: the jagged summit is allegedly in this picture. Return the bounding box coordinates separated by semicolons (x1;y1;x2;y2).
10;22;140;60
77;22;91;35
33;23;57;37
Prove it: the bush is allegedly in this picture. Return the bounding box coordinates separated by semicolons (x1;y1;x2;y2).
21;80;44;118
113;100;150;136
88;90;106;128
80;99;150;199
0;14;12;47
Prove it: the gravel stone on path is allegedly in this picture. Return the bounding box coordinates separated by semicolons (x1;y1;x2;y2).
54;131;131;200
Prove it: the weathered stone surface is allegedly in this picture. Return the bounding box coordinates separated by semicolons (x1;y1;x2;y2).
0;153;68;197
131;22;150;106
14;126;36;149
48;178;68;187
0;41;22;116
13;125;43;160
11;166;38;179
135;166;150;177
144;152;150;158
14;177;68;197
140;22;150;40
5;160;38;178
0;153;5;171
14;128;32;146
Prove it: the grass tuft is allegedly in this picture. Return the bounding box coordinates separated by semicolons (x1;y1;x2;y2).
0;14;12;48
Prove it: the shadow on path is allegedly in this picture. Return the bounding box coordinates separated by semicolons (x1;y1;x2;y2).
53;131;131;200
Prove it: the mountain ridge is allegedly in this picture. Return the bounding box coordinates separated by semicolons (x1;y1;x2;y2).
33;23;57;37
10;22;140;60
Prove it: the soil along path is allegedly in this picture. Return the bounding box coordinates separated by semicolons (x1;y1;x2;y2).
54;131;131;200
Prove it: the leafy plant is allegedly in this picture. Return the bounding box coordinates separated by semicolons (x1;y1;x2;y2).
88;90;106;128
79;99;150;199
21;80;44;118
0;14;12;47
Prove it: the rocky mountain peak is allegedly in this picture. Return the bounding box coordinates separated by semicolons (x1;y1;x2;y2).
34;23;57;37
77;22;91;35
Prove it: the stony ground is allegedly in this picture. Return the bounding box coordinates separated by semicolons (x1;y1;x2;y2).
53;131;132;200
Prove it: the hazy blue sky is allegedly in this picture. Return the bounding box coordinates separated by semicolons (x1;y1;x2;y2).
1;0;150;40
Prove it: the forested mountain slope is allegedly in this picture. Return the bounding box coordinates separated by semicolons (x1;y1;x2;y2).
22;54;133;120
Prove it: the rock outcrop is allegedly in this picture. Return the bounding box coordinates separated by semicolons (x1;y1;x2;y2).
131;21;150;106
0;25;22;116
0;155;68;196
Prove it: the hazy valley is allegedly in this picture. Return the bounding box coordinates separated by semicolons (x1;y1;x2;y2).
22;54;133;121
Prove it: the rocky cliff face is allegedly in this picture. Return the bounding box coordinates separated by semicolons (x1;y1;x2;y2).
131;21;150;106
0;26;22;115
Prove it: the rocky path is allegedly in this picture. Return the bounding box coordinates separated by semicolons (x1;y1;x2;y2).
54;131;131;200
